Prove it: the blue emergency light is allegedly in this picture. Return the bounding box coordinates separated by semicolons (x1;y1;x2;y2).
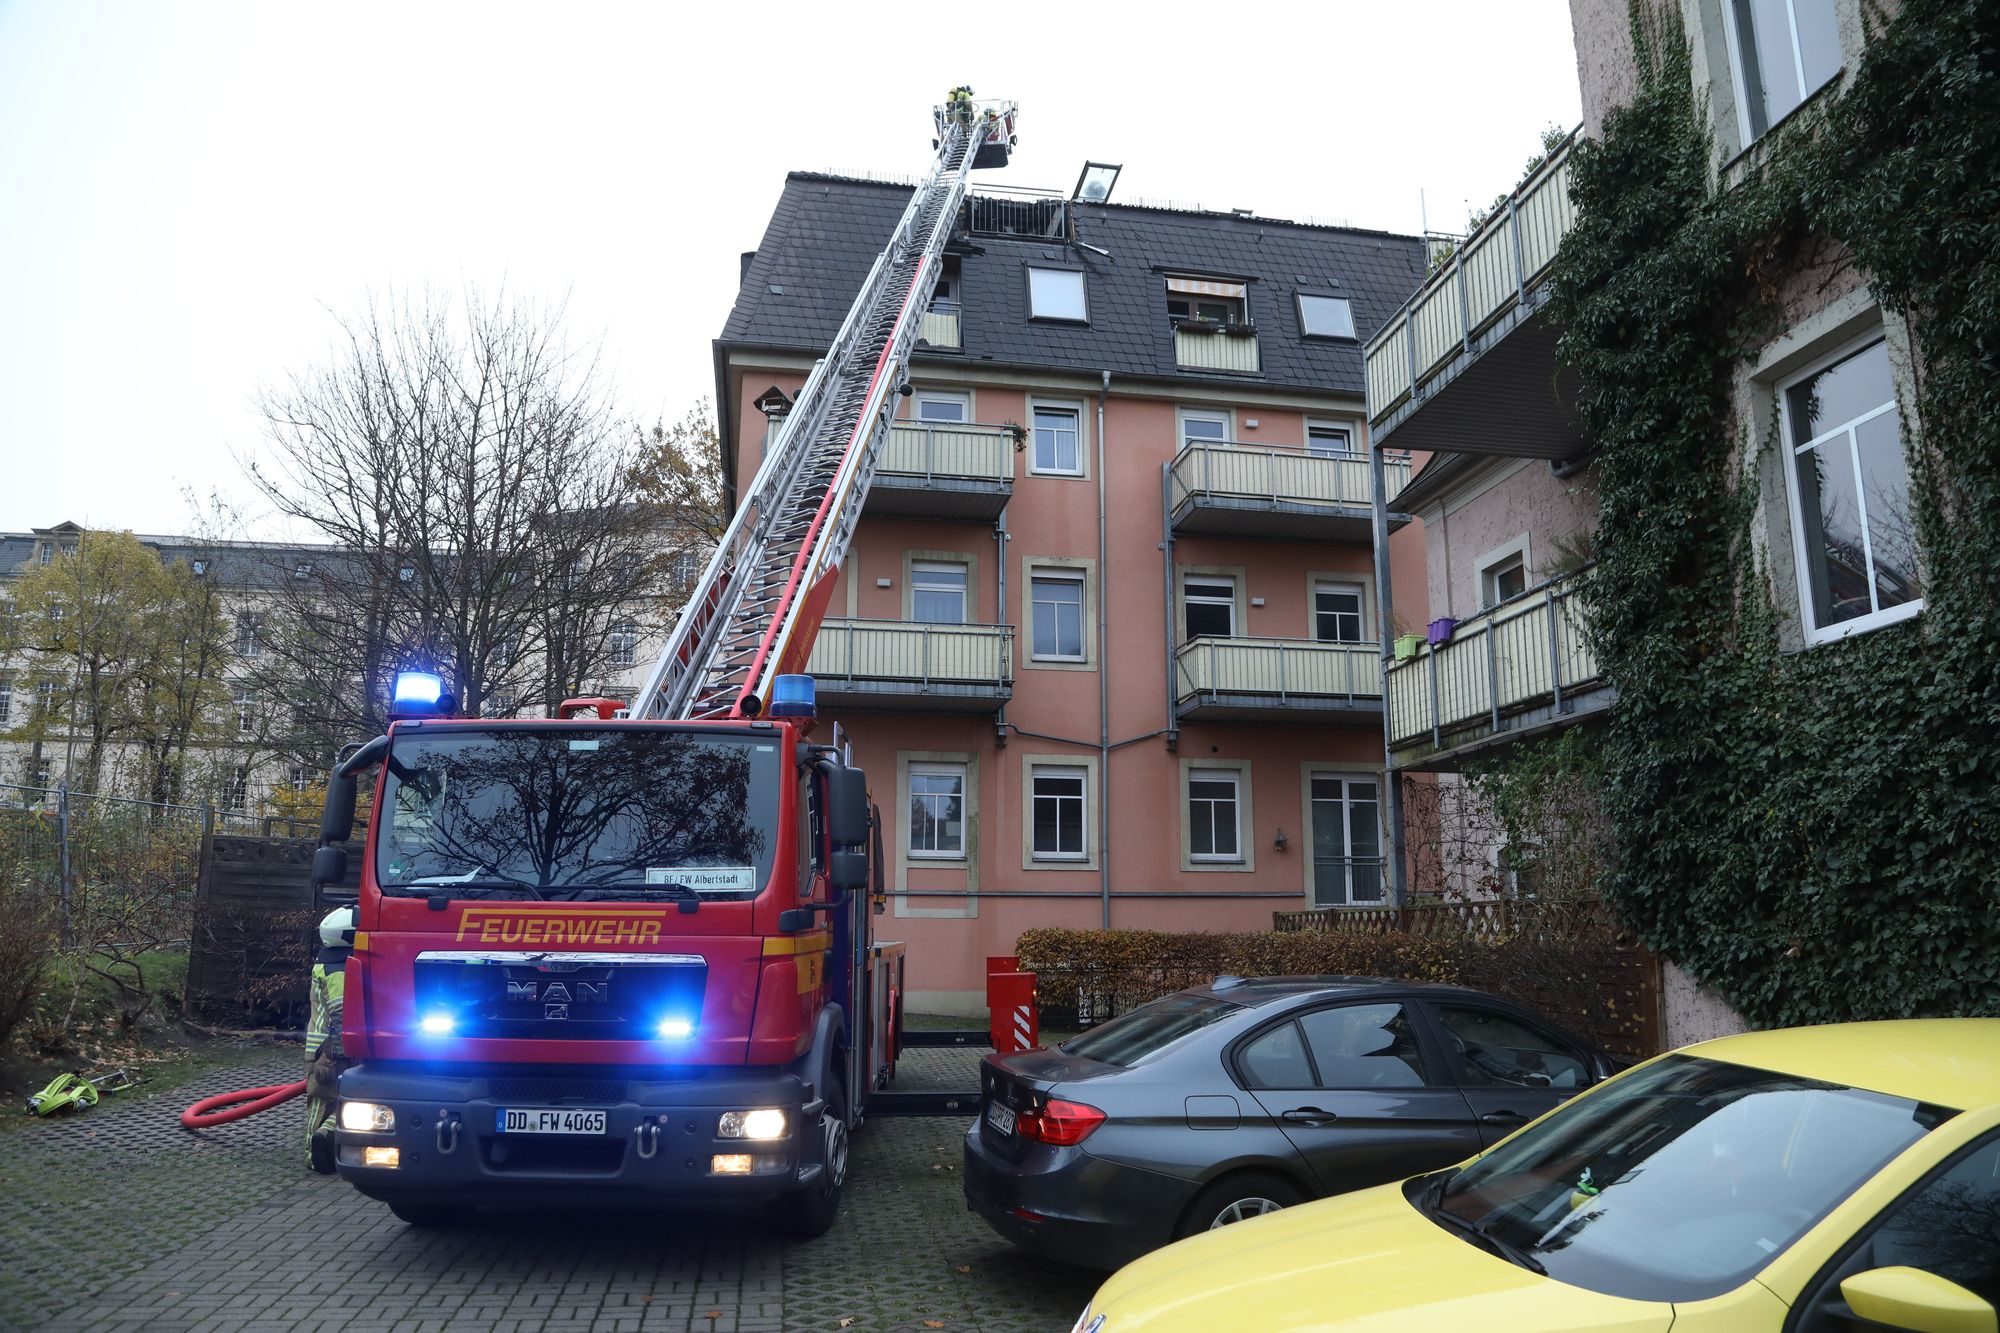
768;674;817;719
393;670;445;706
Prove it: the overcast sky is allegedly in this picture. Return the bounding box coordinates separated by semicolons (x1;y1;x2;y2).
0;0;1581;539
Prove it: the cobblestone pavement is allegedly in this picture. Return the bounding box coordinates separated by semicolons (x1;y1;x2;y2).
1;1049;1101;1333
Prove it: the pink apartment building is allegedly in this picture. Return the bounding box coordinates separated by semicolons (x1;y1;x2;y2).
715;173;1429;1011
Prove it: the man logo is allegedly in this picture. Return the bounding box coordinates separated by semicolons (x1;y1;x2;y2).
507;980;608;1005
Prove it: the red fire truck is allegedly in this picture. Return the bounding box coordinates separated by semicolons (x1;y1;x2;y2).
310;95;1016;1234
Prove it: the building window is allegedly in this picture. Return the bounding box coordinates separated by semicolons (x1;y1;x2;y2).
1182;577;1236;641
1030;405;1083;476
488;692;517;717
1029;573;1086;661
1314;582;1366;643
671;550;702;586
908;762;967;858
190;559;207;577
1030;765;1087;861
34;680;57;717
914;393;969;423
38;544;54;566
1166;276;1247;325
1187;770;1242;861
1297;293;1356;339
289;765;312;794
233;687;260;737
30;758;52;788
608;621;638;666
1781;337;1921;642
1179;409;1230;449
1480;546;1529;608
398;563;415;583
911;561;969;625
1309;774;1383;907
1026;267;1087;322
293;562;312;580
235;612;264;658
226;765;250;812
493;634;519;668
1727;0;1841;141
1306;423;1354;457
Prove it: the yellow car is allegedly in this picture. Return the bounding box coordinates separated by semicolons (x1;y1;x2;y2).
1073;1020;2000;1333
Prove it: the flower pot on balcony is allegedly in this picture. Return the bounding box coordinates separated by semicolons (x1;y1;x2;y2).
1394;633;1424;661
1175;318;1221;335
1426;617;1458;646
1222;322;1258;338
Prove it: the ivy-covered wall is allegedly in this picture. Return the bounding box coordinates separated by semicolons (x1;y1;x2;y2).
1549;0;2000;1027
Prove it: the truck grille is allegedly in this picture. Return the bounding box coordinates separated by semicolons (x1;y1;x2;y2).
486;1076;629;1104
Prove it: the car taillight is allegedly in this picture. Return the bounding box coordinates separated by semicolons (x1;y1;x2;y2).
1017;1098;1105;1146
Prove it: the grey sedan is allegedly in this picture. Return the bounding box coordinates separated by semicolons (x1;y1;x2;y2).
962;975;1618;1270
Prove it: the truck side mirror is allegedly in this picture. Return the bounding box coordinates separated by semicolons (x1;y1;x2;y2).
829;848;868;894
322;771;357;844
312;845;350;891
826;767;869;849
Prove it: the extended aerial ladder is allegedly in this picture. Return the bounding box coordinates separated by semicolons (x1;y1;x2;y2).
630;97;1018;723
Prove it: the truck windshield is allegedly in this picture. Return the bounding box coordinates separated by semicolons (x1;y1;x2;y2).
374;726;781;900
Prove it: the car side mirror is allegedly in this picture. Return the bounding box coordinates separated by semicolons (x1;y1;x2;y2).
1841;1267;1997;1333
826;766;869;849
321;771;357;844
829;848;867;895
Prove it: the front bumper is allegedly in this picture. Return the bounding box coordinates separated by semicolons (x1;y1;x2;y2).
961;1119;1192;1271
334;1062;819;1209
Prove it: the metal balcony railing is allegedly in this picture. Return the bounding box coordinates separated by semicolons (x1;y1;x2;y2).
878;420;1015;483
806;618;1013;690
1175;636;1381;704
1170;440;1411;513
1364;130;1579;423
1386;569;1600;749
1174;325;1261;374
918;299;961;349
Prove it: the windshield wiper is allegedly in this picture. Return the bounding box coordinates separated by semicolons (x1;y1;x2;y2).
1418;1180;1547;1275
394;873;544;900
551;881;702;902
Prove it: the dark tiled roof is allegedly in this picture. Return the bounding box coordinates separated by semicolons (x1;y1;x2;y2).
722;173;1426;398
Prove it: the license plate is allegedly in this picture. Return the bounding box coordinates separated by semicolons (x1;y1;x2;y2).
985;1101;1016;1136
497;1108;607;1135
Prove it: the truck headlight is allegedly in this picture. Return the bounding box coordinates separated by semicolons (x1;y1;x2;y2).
340;1101;396;1133
718;1108;788;1140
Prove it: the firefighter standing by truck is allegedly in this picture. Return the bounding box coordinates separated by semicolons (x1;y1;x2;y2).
306;904;354;1173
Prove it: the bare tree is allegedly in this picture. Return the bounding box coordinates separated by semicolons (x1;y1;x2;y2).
245;290;664;750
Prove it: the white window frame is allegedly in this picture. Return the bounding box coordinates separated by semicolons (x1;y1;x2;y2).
1720;0;1842;146
1177;407;1232;450
1297;293;1357;340
910;560;970;626
1026;267;1088;322
1027;400;1085;478
1778;333;1923;646
607;621;638;666
227;765;251;812
907;761;968;860
1305;420;1357;458
1185;766;1247;866
1028;570;1087;663
1181;574;1238;642
896;749;981;916
913;391;970;424
1312;580;1368;644
1029;763;1090;863
233;686;259;737
1304;769;1386;908
1476;535;1532;610
0;677;9;723
235;612;264;658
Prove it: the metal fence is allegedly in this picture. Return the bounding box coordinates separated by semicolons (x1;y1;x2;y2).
0;782;283;951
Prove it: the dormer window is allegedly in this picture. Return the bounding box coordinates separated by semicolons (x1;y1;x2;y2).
1166;276;1248;327
190;559;207;577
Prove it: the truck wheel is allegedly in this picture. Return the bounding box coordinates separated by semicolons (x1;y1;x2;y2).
309;1131;336;1176
777;1080;848;1239
389;1202;462;1228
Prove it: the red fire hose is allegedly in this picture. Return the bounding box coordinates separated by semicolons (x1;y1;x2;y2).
180;1080;305;1129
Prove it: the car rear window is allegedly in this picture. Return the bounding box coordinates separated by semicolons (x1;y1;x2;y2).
1061;994;1241;1068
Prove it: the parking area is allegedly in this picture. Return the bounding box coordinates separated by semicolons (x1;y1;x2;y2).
0;1049;1099;1333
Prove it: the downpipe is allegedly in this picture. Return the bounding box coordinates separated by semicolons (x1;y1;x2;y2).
1097;371;1111;930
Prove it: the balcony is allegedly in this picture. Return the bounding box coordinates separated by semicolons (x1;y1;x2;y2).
1169;441;1412;541
1173;636;1382;723
1385;569;1613;769
1173;323;1261;375
864;420;1015;522
917;299;961;350
1363;130;1586;459
805;618;1012;713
